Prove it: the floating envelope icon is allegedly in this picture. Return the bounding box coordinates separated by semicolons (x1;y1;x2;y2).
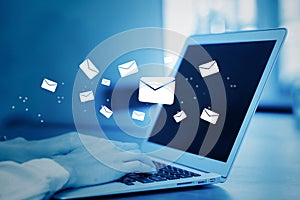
79;90;94;103
99;105;113;118
173;110;187;123
118;60;138;77
131;110;145;121
101;78;111;86
79;58;99;80
199;60;219;78
41;78;58;93
200;108;219;124
138;77;175;105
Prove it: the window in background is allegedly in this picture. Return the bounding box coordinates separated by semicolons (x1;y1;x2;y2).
162;0;255;60
163;0;256;35
279;0;300;90
163;0;298;110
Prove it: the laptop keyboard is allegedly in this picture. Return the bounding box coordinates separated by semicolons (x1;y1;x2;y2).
118;161;201;186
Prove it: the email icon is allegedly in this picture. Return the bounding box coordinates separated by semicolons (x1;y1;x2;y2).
200;108;219;124
131;110;145;121
101;78;111;86
173;110;187;123
118;60;138;77
41;78;58;93
79;58;99;79
199;60;219;78
79;90;94;102
99;105;113;118
138;77;175;105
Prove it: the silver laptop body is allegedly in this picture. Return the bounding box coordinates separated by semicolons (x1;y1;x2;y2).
55;28;286;199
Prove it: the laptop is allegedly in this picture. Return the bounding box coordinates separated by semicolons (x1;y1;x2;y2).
55;28;286;199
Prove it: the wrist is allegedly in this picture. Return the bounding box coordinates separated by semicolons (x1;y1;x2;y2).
53;155;76;189
0;142;30;162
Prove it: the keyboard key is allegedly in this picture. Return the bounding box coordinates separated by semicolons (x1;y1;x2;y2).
123;181;135;186
134;177;154;183
149;175;167;182
118;161;202;185
192;173;201;177
179;174;193;178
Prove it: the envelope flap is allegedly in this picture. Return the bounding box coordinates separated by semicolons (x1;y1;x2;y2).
118;60;135;69
133;111;144;116
204;108;219;117
81;91;93;97
87;59;99;73
200;60;216;69
175;111;183;117
140;77;175;91
44;79;57;86
103;106;112;113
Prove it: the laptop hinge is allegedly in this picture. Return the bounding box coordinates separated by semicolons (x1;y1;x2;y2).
220;176;227;183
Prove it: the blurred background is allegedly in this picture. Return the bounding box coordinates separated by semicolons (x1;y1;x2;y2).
0;0;299;139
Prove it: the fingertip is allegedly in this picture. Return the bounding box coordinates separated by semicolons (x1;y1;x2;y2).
138;165;157;173
122;161;157;173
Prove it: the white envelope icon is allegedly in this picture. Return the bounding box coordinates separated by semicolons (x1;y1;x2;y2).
131;110;145;121
118;60;138;77
41;78;58;93
101;78;111;86
173;110;187;123
99;105;113;118
79;90;94;103
200;108;219;124
79;58;99;79
138;77;175;105
199;60;219;78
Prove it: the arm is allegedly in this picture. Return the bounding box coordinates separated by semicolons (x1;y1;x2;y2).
0;158;69;200
0;132;80;163
0;132;156;197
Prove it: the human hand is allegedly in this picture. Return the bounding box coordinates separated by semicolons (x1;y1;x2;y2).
53;134;156;188
0;132;81;163
0;132;156;188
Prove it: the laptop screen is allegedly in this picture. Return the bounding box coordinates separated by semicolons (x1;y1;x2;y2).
148;40;276;162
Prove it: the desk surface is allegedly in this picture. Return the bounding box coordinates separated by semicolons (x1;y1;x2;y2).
80;113;300;200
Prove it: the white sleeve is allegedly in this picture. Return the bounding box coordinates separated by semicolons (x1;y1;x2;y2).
0;158;70;200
